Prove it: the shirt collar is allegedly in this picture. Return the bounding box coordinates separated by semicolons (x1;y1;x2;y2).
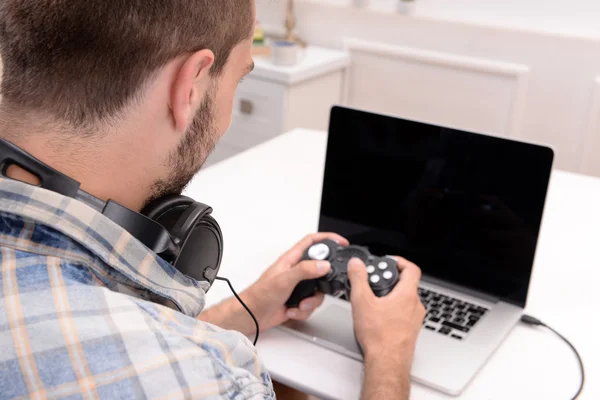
0;177;209;317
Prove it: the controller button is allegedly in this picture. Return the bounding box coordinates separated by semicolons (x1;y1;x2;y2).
370;275;381;284
308;243;330;260
366;265;375;274
378;261;388;270
383;271;394;280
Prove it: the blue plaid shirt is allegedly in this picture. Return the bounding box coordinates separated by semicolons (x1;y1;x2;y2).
0;177;275;399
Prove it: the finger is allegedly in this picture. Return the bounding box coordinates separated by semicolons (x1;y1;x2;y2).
418;299;427;317
286;297;326;320
347;258;374;302
389;257;422;291
387;256;418;272
283;260;331;288
285;307;315;321
298;293;325;313
280;233;349;265
285;294;324;320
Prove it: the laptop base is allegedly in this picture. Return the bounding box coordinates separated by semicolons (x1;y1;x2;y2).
278;290;522;396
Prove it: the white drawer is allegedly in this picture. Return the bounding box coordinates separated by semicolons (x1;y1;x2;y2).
220;76;286;149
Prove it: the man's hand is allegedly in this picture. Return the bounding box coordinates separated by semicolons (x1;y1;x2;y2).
348;256;426;400
198;233;349;336
241;232;349;331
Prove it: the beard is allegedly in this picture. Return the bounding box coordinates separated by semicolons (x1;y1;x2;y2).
144;84;218;207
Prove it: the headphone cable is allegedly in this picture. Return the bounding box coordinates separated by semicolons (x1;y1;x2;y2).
521;314;584;399
215;277;260;346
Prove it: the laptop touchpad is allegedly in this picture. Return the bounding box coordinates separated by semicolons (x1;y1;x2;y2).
281;301;362;358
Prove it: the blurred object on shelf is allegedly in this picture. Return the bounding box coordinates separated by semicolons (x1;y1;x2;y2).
253;20;265;45
268;0;307;48
252;20;272;57
252;45;272;57
397;0;417;14
285;0;306;47
353;0;370;7
271;41;300;66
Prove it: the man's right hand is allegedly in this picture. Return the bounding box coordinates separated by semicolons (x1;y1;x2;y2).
348;256;426;400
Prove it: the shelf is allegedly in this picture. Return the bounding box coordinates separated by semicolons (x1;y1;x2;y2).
250;45;350;85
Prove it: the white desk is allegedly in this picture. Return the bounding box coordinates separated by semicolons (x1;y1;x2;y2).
185;129;599;400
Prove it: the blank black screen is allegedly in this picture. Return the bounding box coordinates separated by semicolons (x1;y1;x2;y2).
318;106;554;307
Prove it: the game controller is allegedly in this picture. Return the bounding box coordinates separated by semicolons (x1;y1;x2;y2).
285;239;400;308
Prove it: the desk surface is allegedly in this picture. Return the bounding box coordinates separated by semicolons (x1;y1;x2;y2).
185;129;598;400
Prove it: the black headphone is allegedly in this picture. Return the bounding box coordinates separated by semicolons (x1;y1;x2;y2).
0;138;223;288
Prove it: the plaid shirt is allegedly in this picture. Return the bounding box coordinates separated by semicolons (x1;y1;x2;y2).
0;177;275;399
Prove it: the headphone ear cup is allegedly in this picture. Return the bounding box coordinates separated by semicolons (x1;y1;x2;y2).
142;195;223;287
141;195;195;223
173;214;223;288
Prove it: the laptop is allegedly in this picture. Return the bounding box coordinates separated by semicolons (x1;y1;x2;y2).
278;105;555;396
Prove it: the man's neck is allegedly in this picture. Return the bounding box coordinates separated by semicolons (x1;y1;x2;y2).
0;109;153;211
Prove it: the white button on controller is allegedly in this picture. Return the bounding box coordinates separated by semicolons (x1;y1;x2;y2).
383;271;393;280
308;243;330;260
378;261;388;270
366;265;375;274
370;275;380;284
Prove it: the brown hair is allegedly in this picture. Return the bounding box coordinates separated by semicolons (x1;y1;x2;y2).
0;0;253;127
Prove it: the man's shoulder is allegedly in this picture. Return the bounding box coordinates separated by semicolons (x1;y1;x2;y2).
0;188;275;398
0;182;210;318
0;247;275;399
119;295;276;398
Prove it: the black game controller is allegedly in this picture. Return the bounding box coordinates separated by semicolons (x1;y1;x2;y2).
285;239;400;308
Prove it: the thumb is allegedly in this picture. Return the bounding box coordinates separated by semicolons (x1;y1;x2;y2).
347;258;372;301
285;260;332;288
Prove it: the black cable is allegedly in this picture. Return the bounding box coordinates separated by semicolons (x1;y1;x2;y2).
521;314;584;400
215;277;260;346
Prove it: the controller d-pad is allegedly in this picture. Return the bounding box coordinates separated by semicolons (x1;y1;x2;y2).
338;247;370;262
308;243;331;260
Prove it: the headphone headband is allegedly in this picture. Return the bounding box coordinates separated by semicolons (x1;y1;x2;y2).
0;138;223;287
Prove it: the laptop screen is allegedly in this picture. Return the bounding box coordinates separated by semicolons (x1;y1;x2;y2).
318;106;554;307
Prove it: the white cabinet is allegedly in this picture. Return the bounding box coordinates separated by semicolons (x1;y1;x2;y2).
206;46;349;166
343;38;529;139
256;1;600;178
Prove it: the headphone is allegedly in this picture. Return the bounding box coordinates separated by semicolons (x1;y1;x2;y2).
0;138;223;289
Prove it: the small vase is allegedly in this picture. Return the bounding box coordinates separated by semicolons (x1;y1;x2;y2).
353;0;370;8
397;0;416;14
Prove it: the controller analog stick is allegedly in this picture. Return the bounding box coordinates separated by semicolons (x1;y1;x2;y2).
308;243;330;260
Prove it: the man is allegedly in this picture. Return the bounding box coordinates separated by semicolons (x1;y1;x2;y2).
0;0;425;399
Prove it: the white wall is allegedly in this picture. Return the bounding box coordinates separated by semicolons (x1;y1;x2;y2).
257;0;600;177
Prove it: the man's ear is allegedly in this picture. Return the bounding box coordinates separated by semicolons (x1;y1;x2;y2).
170;50;215;133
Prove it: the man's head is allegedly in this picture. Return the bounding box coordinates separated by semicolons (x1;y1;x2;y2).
0;0;256;209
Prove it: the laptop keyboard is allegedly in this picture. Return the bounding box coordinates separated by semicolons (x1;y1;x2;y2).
418;287;489;340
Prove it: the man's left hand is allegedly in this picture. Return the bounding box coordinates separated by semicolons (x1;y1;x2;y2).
198;232;349;336
242;232;349;332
